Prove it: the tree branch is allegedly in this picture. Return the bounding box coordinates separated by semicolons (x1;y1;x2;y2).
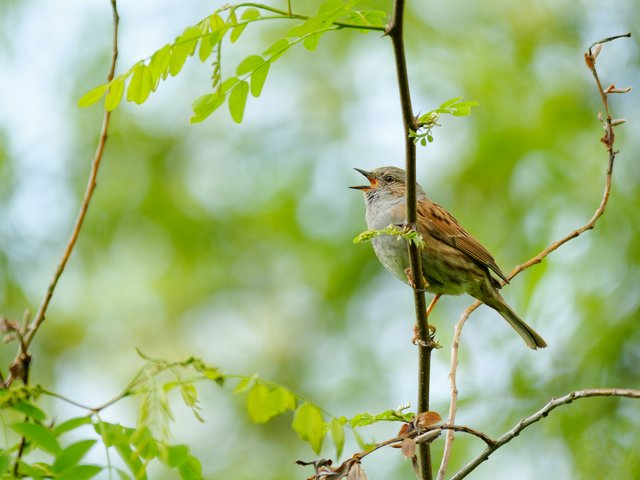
437;32;631;480
450;389;640;480
386;1;432;479
4;0;120;388
235;2;386;31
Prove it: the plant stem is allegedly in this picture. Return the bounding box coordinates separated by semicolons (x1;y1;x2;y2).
387;1;432;479
19;0;120;357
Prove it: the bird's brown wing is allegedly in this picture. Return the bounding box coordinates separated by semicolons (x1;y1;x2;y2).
416;200;510;284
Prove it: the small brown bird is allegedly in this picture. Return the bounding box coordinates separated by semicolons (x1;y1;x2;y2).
351;166;547;350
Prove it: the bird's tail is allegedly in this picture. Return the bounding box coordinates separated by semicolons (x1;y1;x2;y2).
486;294;548;350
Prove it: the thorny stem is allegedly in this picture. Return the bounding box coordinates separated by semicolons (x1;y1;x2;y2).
437;33;632;480
386;1;432;479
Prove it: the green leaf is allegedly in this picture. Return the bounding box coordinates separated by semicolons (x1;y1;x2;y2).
362;10;387;27
0;454;11;474
236;55;265;76
178;455;202;480
190;93;225;124
329;418;345;458
228;80;249;124
452;106;471;116
230;24;247;43
198;34;215;62
115;443;147;480
349;409;413;428
160;444;189;468
18;461;54;478
105;77;125;112
169;26;201;77
12;422;61;455
54;417;92;436
210;13;225;29
54;440;96;472
353;225;425;248
180;383;198;407
11;400;47;421
240;7;261;21
221;77;239;93
94;422;129;447
78;84;108;108
302;32;323;51
250;62;270;97
245;383;296;423
57;465;102;480
131;427;158;461
115;467;132;480
292;403;325;454
352;428;375;451
439;96;463;109
126;64;153;105
148;44;172;82
233;376;255;394
263;39;290;61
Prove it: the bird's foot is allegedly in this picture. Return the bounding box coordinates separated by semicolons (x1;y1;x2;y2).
404;267;429;293
412;323;440;348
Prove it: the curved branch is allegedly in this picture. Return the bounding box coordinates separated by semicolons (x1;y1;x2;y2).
437;33;631;480
6;0;120;387
450;389;640;480
24;0;120;349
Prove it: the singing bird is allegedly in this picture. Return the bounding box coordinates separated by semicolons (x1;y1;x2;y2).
351;166;547;350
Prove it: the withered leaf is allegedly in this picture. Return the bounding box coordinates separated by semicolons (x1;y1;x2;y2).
415;411;442;430
401;437;416;458
347;462;369;480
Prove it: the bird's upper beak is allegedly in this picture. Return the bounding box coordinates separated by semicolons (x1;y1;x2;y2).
349;168;378;191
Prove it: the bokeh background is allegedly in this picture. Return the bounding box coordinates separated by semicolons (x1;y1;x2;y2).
1;0;639;478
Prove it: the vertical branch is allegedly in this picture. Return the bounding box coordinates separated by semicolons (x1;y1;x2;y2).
386;1;433;479
6;0;120;386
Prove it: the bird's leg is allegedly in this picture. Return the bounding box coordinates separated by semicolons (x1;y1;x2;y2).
426;294;441;317
404;267;428;293
412;294;441;347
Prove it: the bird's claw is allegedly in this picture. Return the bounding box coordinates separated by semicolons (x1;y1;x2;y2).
404;267;428;292
412;323;439;348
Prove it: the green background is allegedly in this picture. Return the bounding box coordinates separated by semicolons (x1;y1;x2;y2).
0;0;638;478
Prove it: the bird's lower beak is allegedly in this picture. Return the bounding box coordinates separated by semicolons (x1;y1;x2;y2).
350;168;378;190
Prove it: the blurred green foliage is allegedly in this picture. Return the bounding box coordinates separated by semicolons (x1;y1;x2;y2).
0;0;638;478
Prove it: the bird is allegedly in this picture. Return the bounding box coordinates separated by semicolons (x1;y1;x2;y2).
351;166;547;350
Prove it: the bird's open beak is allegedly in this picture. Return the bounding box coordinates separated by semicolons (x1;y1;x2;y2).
350;168;378;190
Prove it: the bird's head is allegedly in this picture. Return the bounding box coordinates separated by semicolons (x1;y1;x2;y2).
350;166;425;200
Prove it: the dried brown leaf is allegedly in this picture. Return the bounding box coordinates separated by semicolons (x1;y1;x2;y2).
401;437;416;458
347;462;368;480
397;423;411;436
415;410;442;430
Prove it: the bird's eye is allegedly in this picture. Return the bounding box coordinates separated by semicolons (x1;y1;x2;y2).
384;175;395;182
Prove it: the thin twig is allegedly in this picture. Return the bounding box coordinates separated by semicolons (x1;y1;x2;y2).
235;2;386;31
416;425;495;448
301;422;500;479
450;389;640;480
9;3;120;470
435;313;469;480
386;1;432;479
437;33;631;480
9;0;120;382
